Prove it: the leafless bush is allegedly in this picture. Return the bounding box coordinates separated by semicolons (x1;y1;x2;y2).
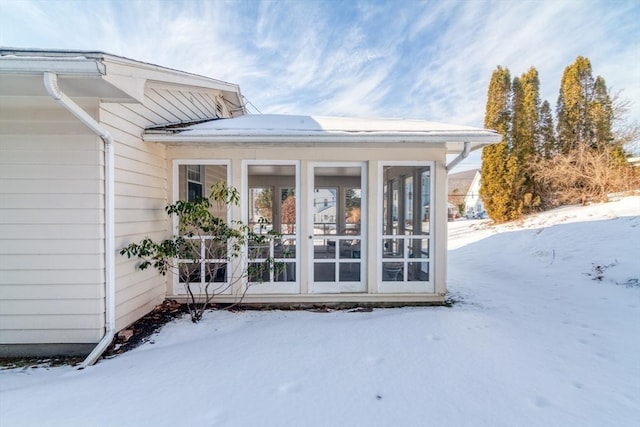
533;145;640;207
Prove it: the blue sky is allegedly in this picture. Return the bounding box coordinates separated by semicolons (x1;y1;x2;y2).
1;0;638;167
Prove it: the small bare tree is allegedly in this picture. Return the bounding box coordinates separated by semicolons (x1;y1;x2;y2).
121;182;280;322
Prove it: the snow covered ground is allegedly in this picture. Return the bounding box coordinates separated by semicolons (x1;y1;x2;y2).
1;197;639;427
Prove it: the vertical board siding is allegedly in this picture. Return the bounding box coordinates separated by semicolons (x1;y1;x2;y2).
0;101;105;345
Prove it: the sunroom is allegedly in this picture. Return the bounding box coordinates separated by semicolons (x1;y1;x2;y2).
144;114;500;305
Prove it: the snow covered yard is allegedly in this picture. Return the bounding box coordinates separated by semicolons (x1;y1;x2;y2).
1;197;639;427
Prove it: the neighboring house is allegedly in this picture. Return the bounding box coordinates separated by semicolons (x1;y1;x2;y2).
448;169;485;218
0;49;501;360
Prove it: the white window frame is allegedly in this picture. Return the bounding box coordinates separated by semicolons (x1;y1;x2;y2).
378;161;435;293
171;160;232;296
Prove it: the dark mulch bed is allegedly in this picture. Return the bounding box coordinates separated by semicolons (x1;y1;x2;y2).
103;299;187;358
0;300;187;370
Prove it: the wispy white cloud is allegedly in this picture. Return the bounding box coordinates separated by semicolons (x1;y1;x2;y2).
1;0;638;128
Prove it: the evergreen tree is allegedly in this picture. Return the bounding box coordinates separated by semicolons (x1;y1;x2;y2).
480;66;521;222
537;100;556;158
556;56;595;152
514;68;541;211
481;57;634;216
591;76;614;148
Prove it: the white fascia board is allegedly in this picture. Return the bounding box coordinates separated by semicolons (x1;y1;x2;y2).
143;132;501;147
0;57;105;75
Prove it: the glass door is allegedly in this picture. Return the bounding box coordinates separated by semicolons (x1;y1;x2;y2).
310;163;366;293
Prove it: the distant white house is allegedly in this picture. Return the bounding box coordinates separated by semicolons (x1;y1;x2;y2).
448;169;486;218
0;49;501;360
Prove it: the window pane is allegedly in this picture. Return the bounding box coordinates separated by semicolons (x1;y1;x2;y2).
404;176;413;234
345;188;361;229
339;239;361;259
248;241;270;260
178;164;227;214
178;262;200;284
339;263;360;281
314;263;335;282
314;238;336;259
383;239;404;257
420;169;431;234
409;238;429;259
382;262;403;281
275;262;296;282
247;164;296;235
204;239;226;260
249;187;273;231
281;188;296;234
275;238;296;258
313;188;337;235
408;262;429;281
381;164;431;285
204;263;226;283
248;262;270;282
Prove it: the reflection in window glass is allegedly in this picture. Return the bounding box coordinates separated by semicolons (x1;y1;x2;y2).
313;188;337;236
281;188;296;234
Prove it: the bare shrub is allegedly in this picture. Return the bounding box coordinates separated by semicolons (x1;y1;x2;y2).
533;145;640;207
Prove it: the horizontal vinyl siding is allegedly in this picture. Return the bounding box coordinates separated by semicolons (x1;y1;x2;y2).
0;99;105;345
0;328;103;344
102;100;169;332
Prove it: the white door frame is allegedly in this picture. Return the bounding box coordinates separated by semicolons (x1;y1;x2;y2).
308;161;367;293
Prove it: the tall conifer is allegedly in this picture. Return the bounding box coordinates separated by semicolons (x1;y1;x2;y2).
480;66;521;222
591;76;614;148
538;100;556;158
512;68;541;211
556;56;595;151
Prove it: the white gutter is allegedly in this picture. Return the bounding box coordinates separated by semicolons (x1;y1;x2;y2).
0;57;105;74
142;133;501;145
446;141;471;172
43;72;116;368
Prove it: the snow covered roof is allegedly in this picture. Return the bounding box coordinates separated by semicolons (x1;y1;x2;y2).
144;114;502;152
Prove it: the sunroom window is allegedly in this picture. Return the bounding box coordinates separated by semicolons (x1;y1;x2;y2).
175;163;230;294
381;163;433;292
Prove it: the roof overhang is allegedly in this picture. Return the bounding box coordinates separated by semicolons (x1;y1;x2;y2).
0;48;245;109
143;114;502;153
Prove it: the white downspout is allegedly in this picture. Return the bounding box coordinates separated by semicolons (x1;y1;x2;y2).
43;72;115;368
446;141;471;172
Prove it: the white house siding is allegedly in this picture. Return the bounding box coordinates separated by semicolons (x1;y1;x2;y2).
106;86;231;331
0;97;106;352
164;143;448;304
